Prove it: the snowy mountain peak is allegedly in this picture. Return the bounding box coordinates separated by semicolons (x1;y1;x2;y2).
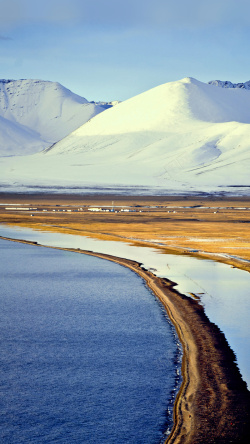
0;79;107;156
0;77;250;194
180;77;198;84
0;78;89;107
208;79;250;90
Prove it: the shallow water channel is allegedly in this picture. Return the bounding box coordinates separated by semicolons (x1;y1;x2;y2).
1;223;250;389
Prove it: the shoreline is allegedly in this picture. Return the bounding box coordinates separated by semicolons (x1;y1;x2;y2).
0;192;250;273
1;235;250;443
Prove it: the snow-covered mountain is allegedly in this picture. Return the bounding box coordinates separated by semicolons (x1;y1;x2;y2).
1;77;250;195
0;79;107;156
208;79;250;90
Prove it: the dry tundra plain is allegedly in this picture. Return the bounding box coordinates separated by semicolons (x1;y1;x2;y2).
0;193;250;273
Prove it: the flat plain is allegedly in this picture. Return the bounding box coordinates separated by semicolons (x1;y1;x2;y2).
1;193;249;272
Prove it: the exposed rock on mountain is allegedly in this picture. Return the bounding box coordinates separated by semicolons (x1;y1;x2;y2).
208;79;250;90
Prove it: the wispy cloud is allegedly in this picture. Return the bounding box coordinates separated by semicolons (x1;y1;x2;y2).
1;0;250;30
0;35;12;40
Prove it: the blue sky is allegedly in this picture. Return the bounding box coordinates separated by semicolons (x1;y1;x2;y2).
1;0;250;101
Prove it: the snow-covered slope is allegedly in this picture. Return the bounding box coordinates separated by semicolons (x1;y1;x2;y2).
1;77;250;195
0;79;106;156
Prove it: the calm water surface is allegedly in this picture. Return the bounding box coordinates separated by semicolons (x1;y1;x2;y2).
1;224;249;387
0;239;181;443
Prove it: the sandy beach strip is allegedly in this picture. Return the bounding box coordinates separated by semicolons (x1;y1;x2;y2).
1;235;250;443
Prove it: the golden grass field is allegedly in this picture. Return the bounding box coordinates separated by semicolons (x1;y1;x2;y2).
0;193;250;272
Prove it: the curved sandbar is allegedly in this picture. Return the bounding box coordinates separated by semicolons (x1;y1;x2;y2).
1;235;250;443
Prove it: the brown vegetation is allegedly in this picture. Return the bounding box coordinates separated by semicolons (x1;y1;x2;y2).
0;193;250;272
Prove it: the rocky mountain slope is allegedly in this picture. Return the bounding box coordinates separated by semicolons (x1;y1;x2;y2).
208;79;250;90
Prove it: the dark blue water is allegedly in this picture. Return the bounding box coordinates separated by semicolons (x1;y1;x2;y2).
0;240;181;443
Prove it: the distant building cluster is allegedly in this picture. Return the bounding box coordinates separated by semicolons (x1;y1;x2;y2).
88;207;132;213
4;204;137;215
5;207;37;211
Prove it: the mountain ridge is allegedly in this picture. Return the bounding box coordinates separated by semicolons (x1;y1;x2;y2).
208;79;250;90
0;77;249;195
0;79;110;156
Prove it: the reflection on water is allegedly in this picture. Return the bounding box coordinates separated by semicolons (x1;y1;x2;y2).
1;223;250;388
0;239;181;443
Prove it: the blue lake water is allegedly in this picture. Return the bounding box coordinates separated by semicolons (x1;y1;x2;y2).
0;239;181;443
1;224;249;388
